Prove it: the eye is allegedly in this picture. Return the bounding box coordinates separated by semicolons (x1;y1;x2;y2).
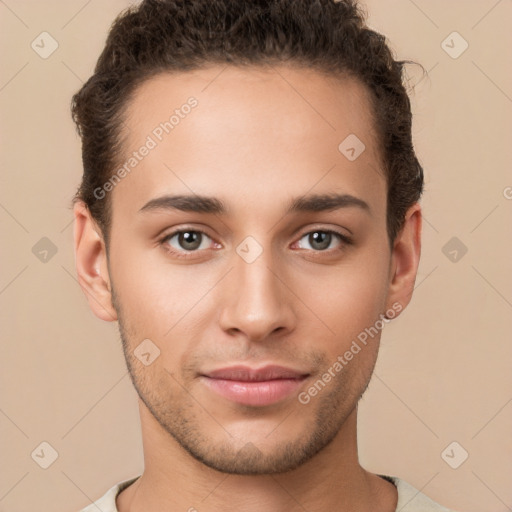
160;229;216;256
158;227;352;260
295;230;351;252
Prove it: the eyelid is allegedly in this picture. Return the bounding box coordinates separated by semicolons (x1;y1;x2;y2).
294;224;353;243
160;227;216;245
292;228;352;252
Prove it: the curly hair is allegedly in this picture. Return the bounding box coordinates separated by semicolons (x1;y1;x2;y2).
71;0;424;248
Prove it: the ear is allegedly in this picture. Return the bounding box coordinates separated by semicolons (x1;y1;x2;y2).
384;203;422;316
73;201;117;322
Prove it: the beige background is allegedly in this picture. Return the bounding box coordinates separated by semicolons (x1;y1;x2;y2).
1;1;511;511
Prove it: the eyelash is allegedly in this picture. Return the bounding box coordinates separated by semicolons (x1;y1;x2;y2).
159;227;353;260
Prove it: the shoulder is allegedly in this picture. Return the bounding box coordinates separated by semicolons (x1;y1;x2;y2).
77;476;140;512
380;475;459;512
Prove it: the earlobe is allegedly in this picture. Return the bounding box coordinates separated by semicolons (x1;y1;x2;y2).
385;203;422;316
73;201;117;322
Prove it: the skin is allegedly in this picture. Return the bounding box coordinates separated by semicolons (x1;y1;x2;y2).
73;65;421;512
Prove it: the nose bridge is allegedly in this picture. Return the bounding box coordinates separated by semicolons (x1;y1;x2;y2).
236;239;279;300
219;234;295;340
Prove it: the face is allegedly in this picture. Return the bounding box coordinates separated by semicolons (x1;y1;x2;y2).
77;65;419;475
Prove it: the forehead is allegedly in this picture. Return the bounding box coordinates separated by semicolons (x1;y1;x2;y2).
112;65;386;221
125;65;379;146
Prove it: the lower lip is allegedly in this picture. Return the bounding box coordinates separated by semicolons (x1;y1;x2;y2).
200;376;308;406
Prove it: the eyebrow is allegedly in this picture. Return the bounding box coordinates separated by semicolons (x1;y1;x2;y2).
138;192;370;216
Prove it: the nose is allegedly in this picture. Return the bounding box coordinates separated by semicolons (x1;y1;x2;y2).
218;242;297;343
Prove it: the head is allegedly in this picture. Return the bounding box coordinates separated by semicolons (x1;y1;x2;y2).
72;0;423;475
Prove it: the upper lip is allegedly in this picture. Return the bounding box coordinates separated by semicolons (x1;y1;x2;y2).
201;365;310;382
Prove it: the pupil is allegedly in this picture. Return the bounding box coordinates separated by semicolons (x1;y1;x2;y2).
180;231;201;250
310;231;330;250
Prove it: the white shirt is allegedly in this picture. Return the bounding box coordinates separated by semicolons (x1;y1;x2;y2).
79;474;457;511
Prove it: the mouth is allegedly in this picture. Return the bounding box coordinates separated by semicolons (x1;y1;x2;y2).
199;365;310;407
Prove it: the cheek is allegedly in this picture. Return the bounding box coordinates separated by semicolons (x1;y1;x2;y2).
114;270;171;331
109;244;216;371
299;260;389;335
109;243;185;319
291;251;390;371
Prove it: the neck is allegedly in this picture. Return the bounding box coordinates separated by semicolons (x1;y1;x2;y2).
117;399;397;512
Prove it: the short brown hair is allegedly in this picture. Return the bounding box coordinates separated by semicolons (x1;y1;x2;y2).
71;0;424;248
